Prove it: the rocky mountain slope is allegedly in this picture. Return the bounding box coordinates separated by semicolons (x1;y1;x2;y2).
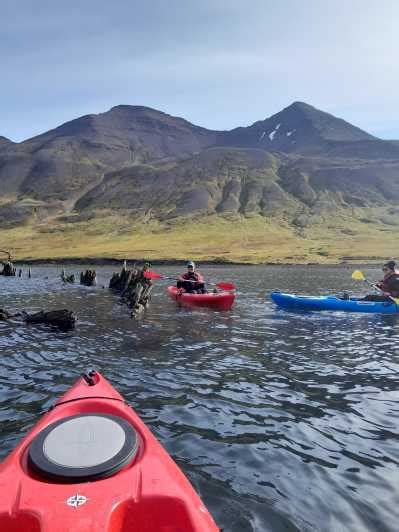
0;102;398;261
0;136;13;147
0;106;219;201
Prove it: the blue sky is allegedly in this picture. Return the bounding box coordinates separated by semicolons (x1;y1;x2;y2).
2;0;399;141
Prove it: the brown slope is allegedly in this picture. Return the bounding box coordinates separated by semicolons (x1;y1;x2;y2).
76;145;399;225
1;101;399;233
0;106;220;202
75;147;299;219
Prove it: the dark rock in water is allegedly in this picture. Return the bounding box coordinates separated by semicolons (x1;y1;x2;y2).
0;309;15;320
23;309;76;330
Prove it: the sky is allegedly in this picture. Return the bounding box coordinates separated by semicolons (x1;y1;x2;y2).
1;0;399;142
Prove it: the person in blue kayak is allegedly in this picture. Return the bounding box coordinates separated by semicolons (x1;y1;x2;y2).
376;260;399;296
363;260;399;301
177;261;206;293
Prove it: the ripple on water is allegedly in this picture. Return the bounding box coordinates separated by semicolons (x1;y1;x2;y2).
0;265;399;531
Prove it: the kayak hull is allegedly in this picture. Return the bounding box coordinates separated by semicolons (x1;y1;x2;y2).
0;371;218;531
167;286;235;311
271;291;399;314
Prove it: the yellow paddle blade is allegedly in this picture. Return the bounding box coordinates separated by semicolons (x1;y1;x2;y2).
393;298;399;305
352;270;365;281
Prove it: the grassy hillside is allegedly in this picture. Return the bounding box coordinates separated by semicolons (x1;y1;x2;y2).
1;104;399;265
0;208;397;263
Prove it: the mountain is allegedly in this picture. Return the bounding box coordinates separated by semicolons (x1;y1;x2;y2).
76;146;399;220
0;136;14;148
0;102;399;262
74;103;399;218
0;106;220;201
222;102;399;159
76;147;291;218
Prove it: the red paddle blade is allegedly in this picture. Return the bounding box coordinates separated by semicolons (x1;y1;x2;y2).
143;271;163;280
216;282;235;291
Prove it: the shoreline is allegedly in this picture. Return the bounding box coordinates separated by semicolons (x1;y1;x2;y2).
7;256;386;267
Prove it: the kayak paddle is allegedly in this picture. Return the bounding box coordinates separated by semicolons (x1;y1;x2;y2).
352;270;399;304
144;271;235;291
143;271;164;280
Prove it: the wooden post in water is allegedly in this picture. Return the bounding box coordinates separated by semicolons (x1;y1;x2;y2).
109;263;153;317
80;270;97;286
0;250;16;276
61;269;75;283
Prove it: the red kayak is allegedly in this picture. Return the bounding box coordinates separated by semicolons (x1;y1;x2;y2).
0;370;219;531
167;286;235;311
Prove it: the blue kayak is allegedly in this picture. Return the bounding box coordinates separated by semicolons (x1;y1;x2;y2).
271;291;399;314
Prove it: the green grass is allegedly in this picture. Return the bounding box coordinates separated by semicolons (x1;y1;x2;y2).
0;208;397;263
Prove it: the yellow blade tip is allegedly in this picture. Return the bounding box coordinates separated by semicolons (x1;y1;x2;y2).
352;270;365;281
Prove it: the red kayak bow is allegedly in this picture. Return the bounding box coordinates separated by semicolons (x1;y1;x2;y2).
0;371;219;531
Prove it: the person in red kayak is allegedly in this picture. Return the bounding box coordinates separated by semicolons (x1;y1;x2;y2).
363;260;399;301
177;261;206;294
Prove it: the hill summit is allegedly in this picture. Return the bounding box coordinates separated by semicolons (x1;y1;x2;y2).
0;101;398;263
222;101;379;154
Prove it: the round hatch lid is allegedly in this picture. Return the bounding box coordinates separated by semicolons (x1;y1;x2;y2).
28;413;138;482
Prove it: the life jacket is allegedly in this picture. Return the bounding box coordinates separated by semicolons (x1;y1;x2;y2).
181;271;204;283
379;272;399;296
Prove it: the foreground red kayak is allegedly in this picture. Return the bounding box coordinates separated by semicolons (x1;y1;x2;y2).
0;370;219;531
167;286;235;311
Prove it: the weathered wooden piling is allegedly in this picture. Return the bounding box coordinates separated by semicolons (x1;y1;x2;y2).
0;250;16;276
109;263;153;316
0;262;16;276
61;269;75;283
80;270;97;286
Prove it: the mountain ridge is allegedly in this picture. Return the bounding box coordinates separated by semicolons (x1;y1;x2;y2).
0;101;398;263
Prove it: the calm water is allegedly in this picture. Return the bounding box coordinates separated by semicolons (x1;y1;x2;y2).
0;265;398;532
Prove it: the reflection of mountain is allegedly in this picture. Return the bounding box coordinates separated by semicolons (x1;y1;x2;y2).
1;102;398;261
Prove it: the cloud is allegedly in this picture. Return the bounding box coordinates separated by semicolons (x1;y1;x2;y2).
1;0;399;140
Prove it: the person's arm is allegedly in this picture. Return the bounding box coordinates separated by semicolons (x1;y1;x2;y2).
386;276;399;295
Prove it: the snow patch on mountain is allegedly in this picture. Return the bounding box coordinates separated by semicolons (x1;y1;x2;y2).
269;123;281;141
